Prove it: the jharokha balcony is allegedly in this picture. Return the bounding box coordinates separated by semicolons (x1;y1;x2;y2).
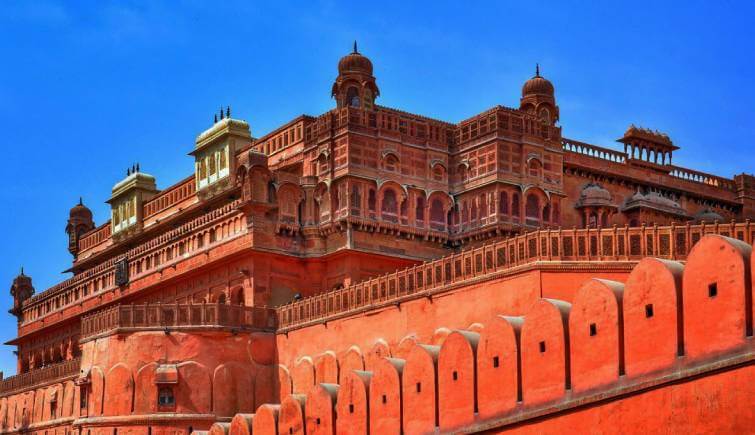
80;302;276;341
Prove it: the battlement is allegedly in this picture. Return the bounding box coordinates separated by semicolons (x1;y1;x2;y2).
235;233;754;434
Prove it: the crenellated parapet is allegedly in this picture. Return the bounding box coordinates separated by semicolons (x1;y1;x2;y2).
237;233;754;434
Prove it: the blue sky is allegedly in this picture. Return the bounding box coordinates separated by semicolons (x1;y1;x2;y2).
0;1;753;375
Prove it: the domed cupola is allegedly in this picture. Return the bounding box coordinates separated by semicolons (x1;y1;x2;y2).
332;41;380;110
338;47;374;75
9;267;34;319
574;182;617;228
520;64;559;125
65;198;95;258
575;182;614;208
693;207;724;223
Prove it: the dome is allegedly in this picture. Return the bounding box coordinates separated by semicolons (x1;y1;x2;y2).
522;65;554;97
11;267;32;293
338;42;373;75
70;198;92;220
622;190;688;218
644;191;682;210
694;207;724;223
576;182;615;208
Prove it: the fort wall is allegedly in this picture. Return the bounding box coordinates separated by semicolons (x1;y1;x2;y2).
252;234;753;434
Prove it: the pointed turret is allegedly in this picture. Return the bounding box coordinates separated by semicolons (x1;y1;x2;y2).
332;42;380;109
65;198;95;258
520;64;559;125
9;268;34;320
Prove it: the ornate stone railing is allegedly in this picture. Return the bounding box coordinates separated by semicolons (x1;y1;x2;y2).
562;138;737;192
563;138;627;163
0;358;80;395
143;176;197;219
669;165;737;191
276;221;754;330
78;223;112;252
80;302;276;339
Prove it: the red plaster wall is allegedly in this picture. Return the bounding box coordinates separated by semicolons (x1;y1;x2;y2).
682;235;752;361
568;279;624;393
367;357;404;435
438;330;479;431
335;371;371;435
520;299;571;406
623;257;684;378
486;364;755;434
476;315;522;419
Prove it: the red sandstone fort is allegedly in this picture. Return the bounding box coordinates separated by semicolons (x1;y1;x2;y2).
2;45;754;434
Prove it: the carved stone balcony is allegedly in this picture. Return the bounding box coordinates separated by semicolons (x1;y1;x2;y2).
81;302;276;341
0;358;80;395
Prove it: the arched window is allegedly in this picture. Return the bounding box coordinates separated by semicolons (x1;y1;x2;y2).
384;154;399;172
368;189;376;212
543;203;551;223
346;87;360;107
528;159;542;179
538;108;551;124
499;191;509;215
382;189;398;216
430;199;444;223
350;185;362;213
431;163;446;182
552;202;560;224
416;196;426;222
316;153;328;176
217;293;227;304
526;194;540;220
512;193;520;217
231;288;244;305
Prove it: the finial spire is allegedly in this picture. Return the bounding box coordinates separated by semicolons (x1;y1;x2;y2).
20;266;24;276
127;167;131;176
136;162;140;172
353;40;358;53
226;106;230;118
535;63;540;77
220;106;224;120
214;113;217;123
79;197;83;206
